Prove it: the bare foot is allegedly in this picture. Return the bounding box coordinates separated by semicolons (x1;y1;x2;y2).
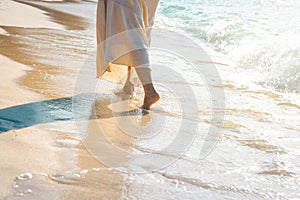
142;92;160;110
114;81;134;99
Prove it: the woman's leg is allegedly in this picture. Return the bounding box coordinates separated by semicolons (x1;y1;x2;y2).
124;66;133;89
135;67;160;110
114;66;134;97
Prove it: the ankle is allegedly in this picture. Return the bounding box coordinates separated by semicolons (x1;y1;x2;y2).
143;83;157;95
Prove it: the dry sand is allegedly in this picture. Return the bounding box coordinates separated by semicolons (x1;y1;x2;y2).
0;0;63;29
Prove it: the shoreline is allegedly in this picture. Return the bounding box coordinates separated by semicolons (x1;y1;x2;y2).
1;0;300;199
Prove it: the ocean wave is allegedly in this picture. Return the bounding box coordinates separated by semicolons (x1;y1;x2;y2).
158;0;300;93
233;34;300;93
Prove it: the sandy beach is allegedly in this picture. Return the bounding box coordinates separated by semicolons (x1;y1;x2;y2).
1;0;300;199
0;0;102;198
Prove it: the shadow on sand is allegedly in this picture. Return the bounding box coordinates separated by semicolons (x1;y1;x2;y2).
0;93;148;133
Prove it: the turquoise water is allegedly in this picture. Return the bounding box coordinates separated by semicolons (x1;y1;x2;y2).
158;0;300;92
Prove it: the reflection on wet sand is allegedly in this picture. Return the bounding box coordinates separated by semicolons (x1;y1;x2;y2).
3;93;147;199
0;0;90;99
0;25;92;98
4;89;167;199
74;93;165;170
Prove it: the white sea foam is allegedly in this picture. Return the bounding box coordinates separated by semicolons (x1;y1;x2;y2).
157;0;300;92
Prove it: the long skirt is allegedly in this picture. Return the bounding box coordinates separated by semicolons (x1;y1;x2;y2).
96;0;160;78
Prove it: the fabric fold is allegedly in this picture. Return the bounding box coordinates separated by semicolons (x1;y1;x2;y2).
96;0;159;78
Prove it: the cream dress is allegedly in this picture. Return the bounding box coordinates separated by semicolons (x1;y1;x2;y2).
96;0;160;79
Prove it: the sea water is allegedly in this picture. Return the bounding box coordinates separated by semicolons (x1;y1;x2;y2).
153;1;300;199
157;0;300;93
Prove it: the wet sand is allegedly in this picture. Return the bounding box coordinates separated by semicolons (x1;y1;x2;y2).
0;0;95;198
1;0;300;199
